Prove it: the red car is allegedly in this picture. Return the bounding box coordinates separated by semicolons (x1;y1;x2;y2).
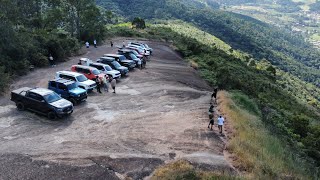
71;65;106;81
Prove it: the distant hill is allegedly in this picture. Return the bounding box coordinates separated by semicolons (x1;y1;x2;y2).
97;0;320;87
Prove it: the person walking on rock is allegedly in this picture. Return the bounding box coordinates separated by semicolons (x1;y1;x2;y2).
217;115;225;134
110;77;116;93
208;113;214;130
103;75;109;92
211;88;218;103
95;76;102;93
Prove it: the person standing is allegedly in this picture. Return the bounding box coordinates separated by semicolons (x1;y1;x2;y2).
217;115;225;134
94;39;97;48
208;114;214;130
85;41;90;48
110;77;116;93
110;41;113;47
48;54;55;67
211;88;218;103
122;41;126;48
95;76;102;93
103;75;109;92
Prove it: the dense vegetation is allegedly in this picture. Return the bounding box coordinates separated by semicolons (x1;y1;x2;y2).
97;0;320;88
0;0;107;93
310;1;320;12
106;24;320;177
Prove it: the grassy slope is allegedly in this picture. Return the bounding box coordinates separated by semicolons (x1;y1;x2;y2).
151;21;320;109
218;91;312;179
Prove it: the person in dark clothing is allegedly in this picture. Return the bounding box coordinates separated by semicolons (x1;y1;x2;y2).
95;76;102;93
110;41;113;47
208;117;214;130
211;88;218;103
208;104;214;114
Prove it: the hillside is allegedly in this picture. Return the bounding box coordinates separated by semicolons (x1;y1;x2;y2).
97;0;320;88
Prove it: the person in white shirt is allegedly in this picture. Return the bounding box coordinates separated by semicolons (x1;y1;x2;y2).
85;41;89;48
217;115;225;134
94;39;97;48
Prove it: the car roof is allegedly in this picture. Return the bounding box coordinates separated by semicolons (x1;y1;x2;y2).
73;65;98;70
30;88;54;96
50;78;75;85
99;57;115;61
80;58;91;61
57;71;83;77
104;54;123;58
90;62;110;67
118;49;133;53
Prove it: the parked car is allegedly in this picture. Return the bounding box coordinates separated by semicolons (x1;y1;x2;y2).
117;49;145;68
126;46;150;58
89;62;121;79
104;54;140;69
71;65;105;81
118;48;145;60
128;44;151;56
97;57;129;76
129;42;153;54
56;71;96;92
48;78;87;105
11;87;74;119
102;54;136;70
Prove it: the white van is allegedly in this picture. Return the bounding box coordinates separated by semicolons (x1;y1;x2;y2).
56;71;96;92
89;62;121;79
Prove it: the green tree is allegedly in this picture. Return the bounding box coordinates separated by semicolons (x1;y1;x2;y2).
132;17;146;29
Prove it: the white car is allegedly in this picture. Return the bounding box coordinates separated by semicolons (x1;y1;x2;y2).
129;42;152;54
56;71;96;92
89;62;121;79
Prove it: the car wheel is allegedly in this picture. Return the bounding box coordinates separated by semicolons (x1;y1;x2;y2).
16;102;25;111
70;98;77;106
47;111;57;120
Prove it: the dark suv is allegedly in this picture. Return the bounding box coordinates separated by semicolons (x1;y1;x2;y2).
97;57;129;76
117;49;145;69
103;54;136;70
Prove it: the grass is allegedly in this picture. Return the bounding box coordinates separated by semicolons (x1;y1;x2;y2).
152;20;248;60
218;90;312;179
151;160;240;180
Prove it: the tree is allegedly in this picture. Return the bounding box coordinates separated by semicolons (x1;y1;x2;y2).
132;17;146;29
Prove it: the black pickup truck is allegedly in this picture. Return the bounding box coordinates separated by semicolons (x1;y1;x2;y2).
11;87;74;119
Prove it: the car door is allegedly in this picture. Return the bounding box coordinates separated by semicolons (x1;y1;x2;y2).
57;83;68;99
26;92;46;113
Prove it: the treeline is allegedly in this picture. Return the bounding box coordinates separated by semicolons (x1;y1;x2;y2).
96;0;320;87
0;0;108;92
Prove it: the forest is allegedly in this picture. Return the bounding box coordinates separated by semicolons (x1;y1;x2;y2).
0;0;108;92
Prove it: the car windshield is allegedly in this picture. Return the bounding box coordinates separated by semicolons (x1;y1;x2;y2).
144;44;149;48
67;83;77;90
130;54;137;59
44;92;62;103
92;69;100;75
111;61;121;68
131;50;138;56
105;65;112;71
76;75;88;82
